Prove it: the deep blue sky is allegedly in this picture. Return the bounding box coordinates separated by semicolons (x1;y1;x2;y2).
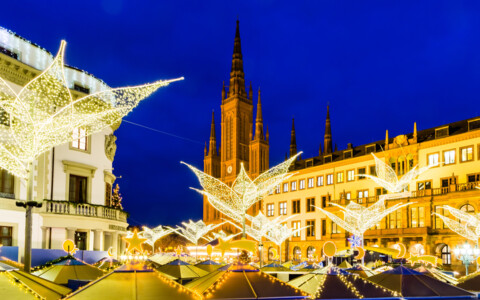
2;1;480;226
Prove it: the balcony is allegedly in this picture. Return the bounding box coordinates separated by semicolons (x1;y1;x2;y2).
41;200;128;223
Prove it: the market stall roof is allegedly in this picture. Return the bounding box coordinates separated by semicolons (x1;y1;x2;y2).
346;264;376;278
8;270;72;300
289;266;399;299
415;266;458;285
0;271;38;299
457;271;480;292
148;254;178;266
0;261;17;271
260;262;291;272
185;265;309;299
368;265;474;298
65;268;202;299
338;260;353;269
32;257;104;285
156;259;209;280
195;260;223;273
94;257;121;271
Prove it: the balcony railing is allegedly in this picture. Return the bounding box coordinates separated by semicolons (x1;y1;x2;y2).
328;181;479;207
42;200;127;222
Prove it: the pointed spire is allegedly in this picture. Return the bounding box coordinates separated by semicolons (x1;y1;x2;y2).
413;122;417;142
229;20;246;97
208;111;217;156
221;81;226;100
254;88;264;140
290;117;297;157
334;143;338;152
249;82;253;100
319;142;323;156
266;126;269;142
324;105;332;154
204;142;207;156
385;129;389;150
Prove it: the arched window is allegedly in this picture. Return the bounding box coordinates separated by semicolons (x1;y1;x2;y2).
406;154;414;171
441;245;451;265
307;246;316;260
460;204;475;214
389;157;397;174
293;246;302;262
398;156;405;175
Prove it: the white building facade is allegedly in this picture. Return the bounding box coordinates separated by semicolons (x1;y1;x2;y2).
0;27;127;260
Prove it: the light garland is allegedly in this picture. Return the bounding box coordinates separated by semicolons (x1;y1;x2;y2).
434;205;480;241
0;40;182;179
183;152;301;236
141;225;177;247
362;153;432;193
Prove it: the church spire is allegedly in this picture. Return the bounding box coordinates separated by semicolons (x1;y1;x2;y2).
290;118;297;157
208;110;217;156
254;88;264;140
324;105;332;154
229;20;246;97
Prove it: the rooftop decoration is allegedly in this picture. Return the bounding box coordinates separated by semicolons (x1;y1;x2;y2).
183;152;301;237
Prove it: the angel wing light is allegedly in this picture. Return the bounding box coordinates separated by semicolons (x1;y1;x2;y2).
362;153;432;194
182;152;301;237
0;40;182;178
434;206;480;241
204;230;241;242
141;225;177;247
175;220;224;246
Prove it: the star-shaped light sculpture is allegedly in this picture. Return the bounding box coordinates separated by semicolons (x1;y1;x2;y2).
182;152;301;237
123;229;148;254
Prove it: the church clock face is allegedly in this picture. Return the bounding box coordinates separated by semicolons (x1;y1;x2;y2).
227;165;233;174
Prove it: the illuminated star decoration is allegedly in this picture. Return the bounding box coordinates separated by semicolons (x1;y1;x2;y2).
182;152;301;236
362;153;432;193
434;205;480;241
123;229;148;254
348;235;362;248
141;225;177;247
0;40;183;179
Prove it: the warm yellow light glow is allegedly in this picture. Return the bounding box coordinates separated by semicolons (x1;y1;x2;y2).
0;40;182;178
123;229;148;254
434;205;480;241
176;219;224;246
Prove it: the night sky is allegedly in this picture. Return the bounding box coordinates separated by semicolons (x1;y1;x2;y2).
2;1;480;226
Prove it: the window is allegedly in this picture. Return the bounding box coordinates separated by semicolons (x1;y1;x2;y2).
388;210;402;229
306;198;315;212
410;207;425;228
357;168;366;180
398;157;405;175
279;202;287;215
69;175;88;203
267;203;274;216
435;127;449;138
306;220;315;237
327;174;333;185
347;170;354;182
345;192;351;200
443;150;455;165
441;245;451;265
72;127;88;151
0;169;14;195
75;231;87;250
105;183;112;206
317;176;324;186
434;206;445;229
460;204;475;213
299;179;305;190
357;189;368;203
344;151;352;159
275;185;280;194
428;153;439;167
283;183;289;192
332;221;340;234
467;173;480;184
376;188;387;196
321;196;328;208
292;221;301;237
292;200;300;214
307;178;314;188
460;146;474;162
417;181;432;190
336;172;344;183
366;145;375;154
291;181;297;191
0;226;12;246
321;219;327;235
73;83;90;94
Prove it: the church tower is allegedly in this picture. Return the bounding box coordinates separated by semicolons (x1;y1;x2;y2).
203;20;269;224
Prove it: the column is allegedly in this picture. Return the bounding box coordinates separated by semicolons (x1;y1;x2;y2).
41;227;48;249
66;227;76;241
112;232;119;256
93;230;102;251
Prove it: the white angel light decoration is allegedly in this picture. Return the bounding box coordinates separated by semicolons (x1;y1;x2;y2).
176;219;224;261
141;225;177;248
434;206;480;242
267;222;309;263
183;152;301;237
204;230;241;242
362;153;432;194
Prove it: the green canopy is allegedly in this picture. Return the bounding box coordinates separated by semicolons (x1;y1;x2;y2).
260;262;291;272
8;270;72;300
337;260;353;269
32;258;104;285
65;269;201;299
195;260;224;273
0;271;40;299
155;259;209;282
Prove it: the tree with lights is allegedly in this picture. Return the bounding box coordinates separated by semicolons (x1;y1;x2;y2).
111;183;123;210
182;152;301;238
0;40;182;272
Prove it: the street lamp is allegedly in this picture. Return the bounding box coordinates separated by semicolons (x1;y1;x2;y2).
453;242;480;276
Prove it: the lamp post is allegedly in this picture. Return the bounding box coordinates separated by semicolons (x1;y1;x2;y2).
453;242;480;276
258;243;263;268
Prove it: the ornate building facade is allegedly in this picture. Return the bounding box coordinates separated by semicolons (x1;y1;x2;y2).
0;26;127;260
203;21;480;274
